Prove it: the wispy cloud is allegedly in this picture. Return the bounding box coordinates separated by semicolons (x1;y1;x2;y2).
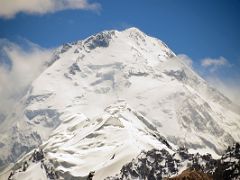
177;54;240;105
0;0;101;19
177;54;193;67
0;39;52;116
201;56;230;72
205;76;240;106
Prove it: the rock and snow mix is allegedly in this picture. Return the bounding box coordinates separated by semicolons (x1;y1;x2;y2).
5;142;240;179
106;143;240;180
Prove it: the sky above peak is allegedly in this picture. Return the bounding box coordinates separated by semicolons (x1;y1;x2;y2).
0;0;240;104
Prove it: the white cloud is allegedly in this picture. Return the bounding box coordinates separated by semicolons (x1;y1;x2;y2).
176;54;240;105
201;56;230;72
205;76;240;106
177;54;193;67
0;39;52;115
0;0;101;19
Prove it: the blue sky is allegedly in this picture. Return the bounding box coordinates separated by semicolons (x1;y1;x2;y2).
0;0;239;103
0;0;239;60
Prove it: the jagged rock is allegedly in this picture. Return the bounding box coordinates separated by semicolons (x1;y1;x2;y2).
69;62;81;75
60;43;72;53
84;31;115;50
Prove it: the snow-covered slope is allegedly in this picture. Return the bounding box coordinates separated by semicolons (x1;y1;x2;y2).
41;101;173;179
0;27;240;179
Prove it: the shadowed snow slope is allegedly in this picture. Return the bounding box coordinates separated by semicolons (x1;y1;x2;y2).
0;27;240;179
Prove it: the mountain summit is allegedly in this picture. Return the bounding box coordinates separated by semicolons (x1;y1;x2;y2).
0;28;240;179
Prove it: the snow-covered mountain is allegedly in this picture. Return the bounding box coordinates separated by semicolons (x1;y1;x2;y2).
0;27;240;179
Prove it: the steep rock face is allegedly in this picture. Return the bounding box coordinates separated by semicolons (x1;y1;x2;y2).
0;27;240;177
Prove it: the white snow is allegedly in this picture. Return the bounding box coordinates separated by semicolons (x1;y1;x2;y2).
13;162;47;180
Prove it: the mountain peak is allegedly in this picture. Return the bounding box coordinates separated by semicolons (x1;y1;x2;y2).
123;27;144;33
83;30;116;50
82;27;146;49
